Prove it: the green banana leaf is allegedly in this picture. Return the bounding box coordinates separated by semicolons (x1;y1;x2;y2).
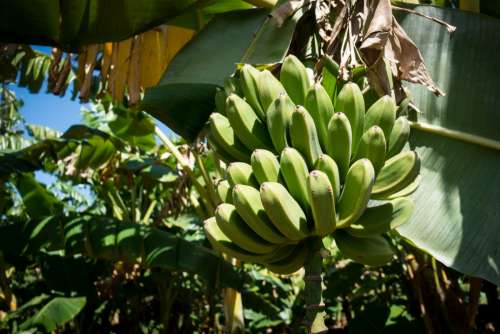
0;0;253;49
142;5;306;141
19;296;86;332
395;5;500;284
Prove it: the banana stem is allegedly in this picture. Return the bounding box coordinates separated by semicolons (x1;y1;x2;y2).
303;238;328;334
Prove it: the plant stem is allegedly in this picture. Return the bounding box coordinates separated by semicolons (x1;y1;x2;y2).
303;238;328;334
243;0;277;9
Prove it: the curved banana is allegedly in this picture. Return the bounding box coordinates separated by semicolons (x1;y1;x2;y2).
208;133;240;164
240;64;265;119
307;170;337;236
387;116;410;158
251;149;281;184
204;217;264;263
226;162;259;187
334;82;365;154
266;94;295;152
232;185;289;244
209;113;251;162
226;94;274;151
215;203;277;254
314;154;340;200
279;147;311;214
355;126;387;175
364;95;396;140
334;230;395;266
264;242;308;275
260;182;310;241
305;83;335;151
337;159;375;228
215;179;232;204
385;175;421;200
280;54;311;105
347;197;414;237
289;106;323;168
258;70;286;112
372;151;420;200
326;112;352;181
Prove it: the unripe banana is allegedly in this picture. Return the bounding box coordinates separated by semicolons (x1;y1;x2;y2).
264;242;308;275
204;217;264;263
208;133;240;164
232;185;289;244
387;116;410;158
347;197;414;237
280;54;310;105
314;154;340;200
259;244;297;264
289;106;323;168
371;151;420;200
334;82;365;154
355;126;387;175
214;88;227;115
215;203;277;254
258;70;286;112
266;94;295;152
226;94;274;151
364;95;396;140
326;112;352;181
337;159;375;228
384;175;421;200
215;179;232;204
260;182;310;241
307;170;337;236
279;147;311;214
209;113;251;162
304;83;335;151
240;64;265;119
334;230;395;266
226;162;259;188
224;76;242;96
251;149;281;184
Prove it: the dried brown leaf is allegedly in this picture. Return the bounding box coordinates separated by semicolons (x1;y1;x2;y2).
360;0;392;50
79;44;99;101
127;36;142;105
271;0;307;27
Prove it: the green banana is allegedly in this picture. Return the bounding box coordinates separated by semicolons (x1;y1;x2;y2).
337;159;375;228
387;117;410;158
384;175;421;200
224;76;242;96
215;179;232;204
239;64;265;119
364;95;396;140
314;154;340;200
214;88;227;115
266;94;295;152
347;197;414;237
260;182;310;241
232;185;289;244
209;113;251;162
251;149;281;184
279;147;311;214
204;217;264;263
258;70;286;112
326;112;352;181
334;82;365;154
264;242;308;275
334;230;395;266
371;151;420;200
280;54;310;105
226;94;274;151
208;133;240;164
215;203;277;254
304;83;335;151
307;170;337;236
289;106;323;168
226;162;259;188
355;126;387;175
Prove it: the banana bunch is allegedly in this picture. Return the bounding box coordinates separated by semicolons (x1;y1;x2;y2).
206;55;420;274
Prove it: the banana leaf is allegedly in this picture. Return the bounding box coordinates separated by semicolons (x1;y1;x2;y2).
395;5;500;284
0;0;253;49
142;5;306;141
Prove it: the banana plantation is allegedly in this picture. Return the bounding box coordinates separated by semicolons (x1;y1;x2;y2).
1;0;499;333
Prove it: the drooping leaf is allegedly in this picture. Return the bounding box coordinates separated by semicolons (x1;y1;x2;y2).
14;174;64;219
395;5;500;284
19;296;86;332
